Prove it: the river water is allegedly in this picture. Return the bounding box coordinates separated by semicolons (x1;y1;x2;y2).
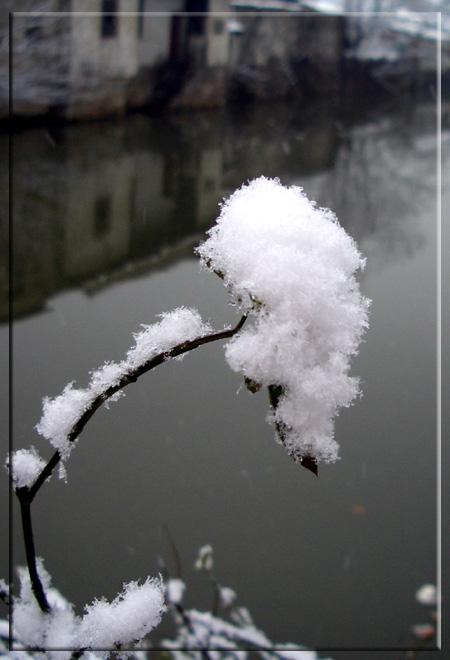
2;95;443;655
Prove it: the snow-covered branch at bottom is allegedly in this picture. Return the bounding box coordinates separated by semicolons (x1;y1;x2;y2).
162;609;322;660
159;545;330;660
2;559;166;660
1;547;331;660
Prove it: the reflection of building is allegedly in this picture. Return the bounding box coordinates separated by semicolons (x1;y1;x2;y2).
5;97;343;322
6;114;230;321
5;98;436;322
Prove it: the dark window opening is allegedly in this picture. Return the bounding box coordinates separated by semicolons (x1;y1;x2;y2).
138;0;145;38
169;15;184;61
185;0;208;36
213;19;224;35
24;16;43;40
101;0;118;39
94;196;112;239
25;26;42;39
163;154;175;197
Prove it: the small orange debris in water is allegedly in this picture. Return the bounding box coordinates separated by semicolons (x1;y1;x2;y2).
351;505;366;516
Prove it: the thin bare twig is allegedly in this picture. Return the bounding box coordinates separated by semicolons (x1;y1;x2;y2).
0;585;10;608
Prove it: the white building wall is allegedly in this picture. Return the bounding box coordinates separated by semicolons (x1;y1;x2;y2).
206;0;231;66
70;0;139;85
65;153;133;279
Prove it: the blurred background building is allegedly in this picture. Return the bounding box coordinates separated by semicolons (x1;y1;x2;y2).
1;0;448;122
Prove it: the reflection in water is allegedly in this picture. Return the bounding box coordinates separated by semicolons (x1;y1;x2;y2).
5;97;438;323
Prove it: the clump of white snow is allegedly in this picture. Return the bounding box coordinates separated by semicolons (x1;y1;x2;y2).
33;307;212;481
13;559;77;654
75;577;166;651
166;578;186;606
5;447;47;489
219;586;237;609
12;558;166;658
196;176;370;465
36;383;94;465
125;307;213;368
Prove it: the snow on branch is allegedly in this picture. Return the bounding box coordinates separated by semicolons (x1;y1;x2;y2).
15;308;213;483
5;447;46;490
75;577;166;652
163;608;324;660
8;178;369;487
197;177;370;468
12;558;166;658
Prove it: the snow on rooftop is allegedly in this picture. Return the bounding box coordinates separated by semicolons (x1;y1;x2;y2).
197;177;370;466
232;0;305;10
232;0;450;42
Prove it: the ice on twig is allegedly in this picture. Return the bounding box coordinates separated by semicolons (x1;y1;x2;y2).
13;559;77;653
197;176;370;466
163;609;321;659
36;384;94;463
5;448;47;489
34;307;212;480
29;176;368;479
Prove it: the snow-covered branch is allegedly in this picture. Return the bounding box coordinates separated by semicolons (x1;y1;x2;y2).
9;559;166;659
160;544;327;660
161;544;328;660
196;177;370;472
7;310;245;615
4;176;370;653
8;310;247;498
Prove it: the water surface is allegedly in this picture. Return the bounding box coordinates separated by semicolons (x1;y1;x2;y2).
2;97;441;653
